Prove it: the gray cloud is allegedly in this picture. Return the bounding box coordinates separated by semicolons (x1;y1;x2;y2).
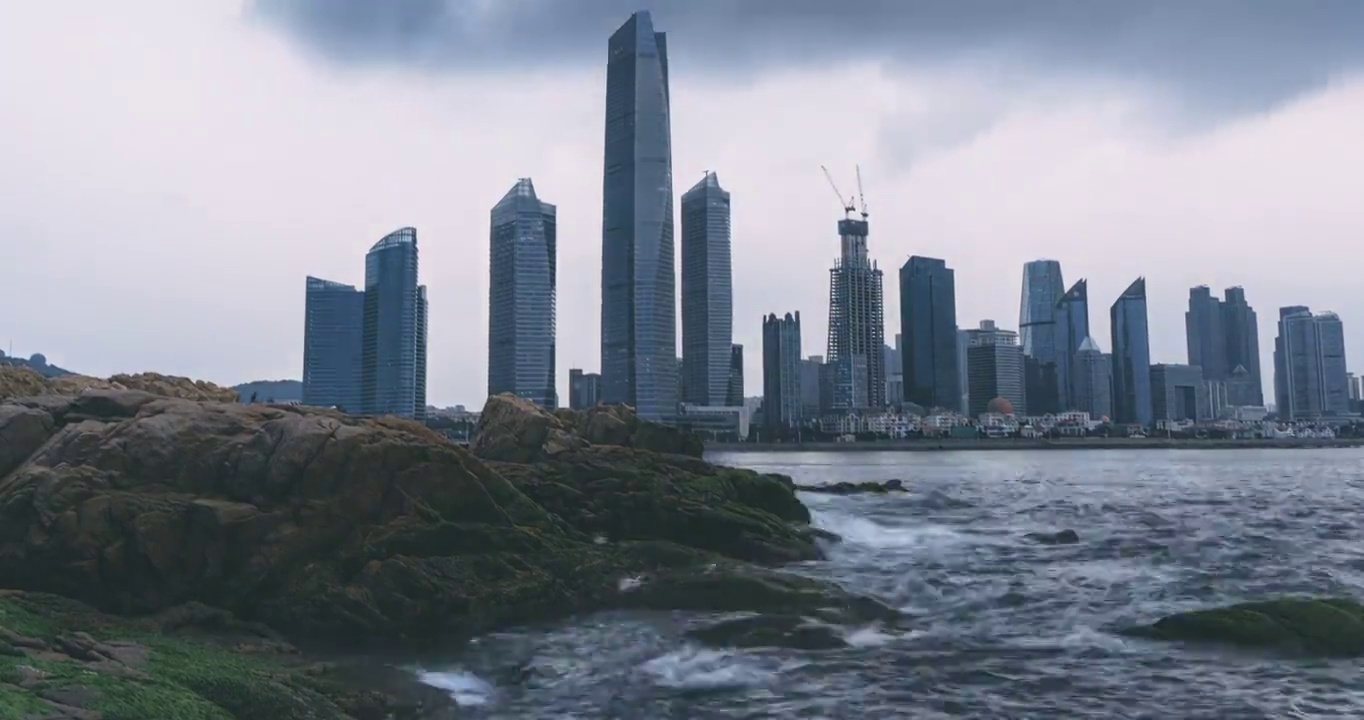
251;0;1364;115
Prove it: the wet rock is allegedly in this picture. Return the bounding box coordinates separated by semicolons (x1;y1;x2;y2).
688;613;848;650
0;382;859;651
1024;529;1080;545
1120;597;1364;656
800;479;906;495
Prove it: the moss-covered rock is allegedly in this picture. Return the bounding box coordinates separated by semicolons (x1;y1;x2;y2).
0;590;451;720
1120;597;1364;656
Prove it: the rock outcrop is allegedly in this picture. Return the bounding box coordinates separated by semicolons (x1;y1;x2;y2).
0;388;890;656
1120;598;1364;656
801;479;907;495
0;367;237;403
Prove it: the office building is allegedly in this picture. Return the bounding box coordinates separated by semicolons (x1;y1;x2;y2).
1221;286;1263;406
899;256;959;410
1072;336;1113;421
763;312;803;432
1110;278;1153;427
799;355;823;418
1275;308;1350;419
1185;285;1229;381
1054;279;1090;411
302;276;364;411
488;178;557;407
680;171;733;406
360;227;427;419
600;11;677;421
1151;363;1210;423
964;320;1026;417
1019;260;1065;414
568;369;602;410
726;344;745;406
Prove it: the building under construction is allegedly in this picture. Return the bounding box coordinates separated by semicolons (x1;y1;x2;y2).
822;167;886;414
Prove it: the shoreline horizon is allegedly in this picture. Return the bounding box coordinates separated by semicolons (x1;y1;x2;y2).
706;437;1364;453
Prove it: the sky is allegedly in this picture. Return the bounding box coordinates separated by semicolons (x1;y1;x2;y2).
2;1;1362;407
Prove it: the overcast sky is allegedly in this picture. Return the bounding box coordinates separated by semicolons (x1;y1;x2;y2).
2;1;1361;407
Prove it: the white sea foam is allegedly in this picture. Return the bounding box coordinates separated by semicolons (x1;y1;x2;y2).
617;574;645;592
415;669;496;706
640;647;775;690
812;508;965;551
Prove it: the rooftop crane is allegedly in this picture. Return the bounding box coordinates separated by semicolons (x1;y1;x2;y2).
820;165;856;219
855;164;869;221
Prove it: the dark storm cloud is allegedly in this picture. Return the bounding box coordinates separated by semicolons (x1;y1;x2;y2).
251;0;1364;114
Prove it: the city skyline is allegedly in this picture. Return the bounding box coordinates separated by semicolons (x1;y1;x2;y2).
4;4;1364;409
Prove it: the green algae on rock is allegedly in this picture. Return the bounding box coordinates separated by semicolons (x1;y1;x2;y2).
1120;597;1364;656
0;386;876;655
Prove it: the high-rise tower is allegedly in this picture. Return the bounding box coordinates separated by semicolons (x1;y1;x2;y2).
488;178;557;407
826;211;885;413
302;276;364;411
361;227;427;419
1019;260;1065;414
1221;286;1263;406
680;171;733;407
899;256;959;410
600;11;676;421
1110;277;1153;427
1185;285;1229;380
1054;279;1089;411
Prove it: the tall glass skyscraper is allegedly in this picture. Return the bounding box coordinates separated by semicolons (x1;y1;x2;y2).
1185;285;1229;380
1054;279;1089;411
488;178;557;407
1275;307;1350;419
361;227;427;419
1019;260;1065;414
899;256;958;410
763;312;803;432
680;171;732;407
600;11;676;421
302;276;363;411
1221;286;1263;405
1110;277;1153;427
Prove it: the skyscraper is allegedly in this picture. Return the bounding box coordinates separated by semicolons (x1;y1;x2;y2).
1275;308;1350;419
762;312;803;432
302;276;363;411
568;369;602;410
899;256;959;410
1110;277;1153;427
680;171;733;406
361;227;427;419
488;178;557;407
1221;286;1263;406
1072;336;1113;421
1054;279;1090;411
1185;285;1229;380
964;320;1026;417
825;211;885;413
1019;260;1065;414
725;344;744;406
601;11;676;421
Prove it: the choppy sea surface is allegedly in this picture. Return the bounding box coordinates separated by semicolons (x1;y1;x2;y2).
417;448;1364;719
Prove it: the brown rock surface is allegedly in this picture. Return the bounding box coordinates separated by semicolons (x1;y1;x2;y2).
0;383;889;652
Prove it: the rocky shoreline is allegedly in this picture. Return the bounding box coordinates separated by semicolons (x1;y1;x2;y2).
2;366;1360;717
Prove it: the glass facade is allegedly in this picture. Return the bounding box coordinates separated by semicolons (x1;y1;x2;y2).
301;276;363;411
1110;277;1153;427
601;11;677;421
1185;285;1229;380
899;256;959;410
680;171;732;407
827;219;885;412
1019;260;1065;414
1221;286;1263;405
1054;279;1089;411
488;178;557;407
361;227;426;419
1276;308;1350;419
964;320;1025;417
762;312;803;431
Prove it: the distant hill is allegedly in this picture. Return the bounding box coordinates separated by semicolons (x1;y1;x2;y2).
231;379;303;404
0;351;73;378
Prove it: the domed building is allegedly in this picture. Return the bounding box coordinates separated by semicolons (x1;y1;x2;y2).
986;396;1014;415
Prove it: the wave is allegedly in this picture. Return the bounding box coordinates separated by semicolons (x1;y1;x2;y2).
415;669;496;706
640;647;778;690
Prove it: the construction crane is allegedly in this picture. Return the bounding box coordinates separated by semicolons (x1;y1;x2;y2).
820;165;856;219
855;164;869;221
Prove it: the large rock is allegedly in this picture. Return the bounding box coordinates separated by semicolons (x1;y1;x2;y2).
471;394;704;461
0;385;862;651
1120;598;1364;656
0;367;237;403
